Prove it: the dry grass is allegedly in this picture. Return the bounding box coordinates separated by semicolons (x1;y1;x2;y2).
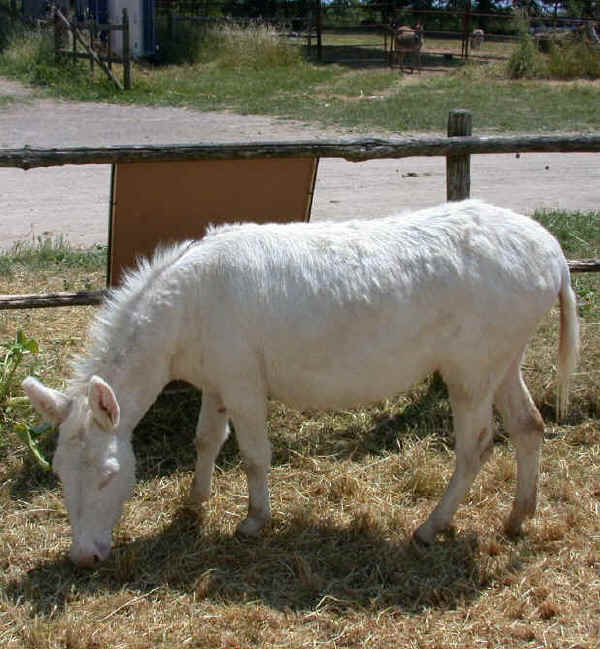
1;221;599;649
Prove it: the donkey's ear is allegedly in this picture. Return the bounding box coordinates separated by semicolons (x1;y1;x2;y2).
22;377;71;426
88;376;120;431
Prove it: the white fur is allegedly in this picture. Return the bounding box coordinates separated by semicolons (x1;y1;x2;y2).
23;200;579;566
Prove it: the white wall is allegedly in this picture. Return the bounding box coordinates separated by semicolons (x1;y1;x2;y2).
108;0;144;58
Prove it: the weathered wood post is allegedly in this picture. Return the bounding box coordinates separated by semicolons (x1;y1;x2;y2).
316;0;323;62
122;9;131;90
446;109;472;201
90;18;97;76
54;8;62;62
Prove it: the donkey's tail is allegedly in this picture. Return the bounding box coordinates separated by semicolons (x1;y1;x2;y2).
556;265;580;421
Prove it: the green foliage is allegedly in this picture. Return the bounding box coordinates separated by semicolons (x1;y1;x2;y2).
506;11;547;79
205;21;304;69
13;421;53;470
155;17;209;65
0;330;53;470
506;8;600;80
0;26;107;94
154;20;304;68
0;330;38;406
547;40;600;79
0;5;23;53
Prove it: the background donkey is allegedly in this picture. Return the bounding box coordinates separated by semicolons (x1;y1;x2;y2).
391;23;424;71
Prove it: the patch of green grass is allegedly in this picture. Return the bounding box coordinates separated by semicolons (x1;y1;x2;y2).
0;93;21;106
534;208;600;258
0;28;92;92
534;208;600;325
0;236;107;277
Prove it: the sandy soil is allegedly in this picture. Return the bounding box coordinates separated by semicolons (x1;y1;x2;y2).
1;78;598;249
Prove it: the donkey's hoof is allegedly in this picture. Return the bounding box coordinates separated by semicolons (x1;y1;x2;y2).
236;516;267;538
412;523;435;546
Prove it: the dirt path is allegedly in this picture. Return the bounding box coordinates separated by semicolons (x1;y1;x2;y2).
1;79;598;249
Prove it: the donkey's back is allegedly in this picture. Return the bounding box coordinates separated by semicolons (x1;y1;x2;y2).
179;200;573;412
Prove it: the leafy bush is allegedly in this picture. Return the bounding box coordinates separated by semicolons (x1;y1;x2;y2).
0;330;38;406
506;9;600;80
506;12;547;79
547;40;600;79
0;27;89;87
0;6;23;53
155;16;208;65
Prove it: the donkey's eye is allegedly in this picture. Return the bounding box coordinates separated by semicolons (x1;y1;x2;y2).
98;457;120;490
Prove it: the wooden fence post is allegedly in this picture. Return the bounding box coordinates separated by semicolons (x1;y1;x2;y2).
315;0;322;62
54;9;62;62
446;109;472;201
122;8;131;90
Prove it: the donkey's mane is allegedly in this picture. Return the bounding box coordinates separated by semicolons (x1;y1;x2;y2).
67;240;197;394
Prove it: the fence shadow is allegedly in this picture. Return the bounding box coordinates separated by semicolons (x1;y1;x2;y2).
309;44;466;70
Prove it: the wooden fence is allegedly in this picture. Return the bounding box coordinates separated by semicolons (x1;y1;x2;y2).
1;109;599;310
54;7;131;90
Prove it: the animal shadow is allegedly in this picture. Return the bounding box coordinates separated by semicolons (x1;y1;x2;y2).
8;506;490;619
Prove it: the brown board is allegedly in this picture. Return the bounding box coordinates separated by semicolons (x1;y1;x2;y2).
108;157;319;285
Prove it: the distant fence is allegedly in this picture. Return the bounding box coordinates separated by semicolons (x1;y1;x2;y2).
0;109;598;310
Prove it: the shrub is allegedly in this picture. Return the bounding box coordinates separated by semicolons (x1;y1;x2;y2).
155;16;208;65
0;27;88;87
155;20;303;68
547;40;600;79
212;22;303;69
506;12;547;79
0;6;23;53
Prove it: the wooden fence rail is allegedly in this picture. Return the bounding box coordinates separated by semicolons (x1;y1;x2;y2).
3;134;600;170
1;110;598;310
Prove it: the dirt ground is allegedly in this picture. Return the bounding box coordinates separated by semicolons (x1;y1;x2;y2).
1;77;599;249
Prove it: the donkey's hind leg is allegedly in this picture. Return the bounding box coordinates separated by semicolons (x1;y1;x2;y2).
494;354;545;537
414;381;495;544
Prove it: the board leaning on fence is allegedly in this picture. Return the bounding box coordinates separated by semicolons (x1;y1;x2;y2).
22;199;579;568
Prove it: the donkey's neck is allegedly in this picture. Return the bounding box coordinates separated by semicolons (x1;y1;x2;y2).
68;283;185;432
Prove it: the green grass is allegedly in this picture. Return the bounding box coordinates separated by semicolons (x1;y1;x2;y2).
534;208;600;324
534;208;600;258
0;237;107;277
1;24;600;134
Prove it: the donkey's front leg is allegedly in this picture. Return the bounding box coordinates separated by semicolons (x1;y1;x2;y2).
228;398;271;537
189;391;230;505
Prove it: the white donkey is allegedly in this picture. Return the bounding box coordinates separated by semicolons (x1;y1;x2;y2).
470;28;484;50
23;200;579;568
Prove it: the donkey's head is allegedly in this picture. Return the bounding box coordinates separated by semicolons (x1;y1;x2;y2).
22;375;135;567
